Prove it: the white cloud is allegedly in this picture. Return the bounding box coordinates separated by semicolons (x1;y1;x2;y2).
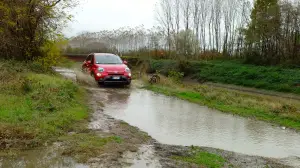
64;0;158;37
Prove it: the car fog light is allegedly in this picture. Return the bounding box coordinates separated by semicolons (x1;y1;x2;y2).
128;73;132;77
97;73;101;77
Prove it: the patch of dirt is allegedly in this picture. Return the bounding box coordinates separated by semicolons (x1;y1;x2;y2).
0;124;38;150
120;145;162;168
154;143;293;168
82;86;155;168
277;157;300;168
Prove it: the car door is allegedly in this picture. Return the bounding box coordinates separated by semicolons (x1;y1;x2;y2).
89;55;97;74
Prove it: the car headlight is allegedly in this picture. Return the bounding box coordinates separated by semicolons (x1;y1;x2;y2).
125;67;131;72
98;68;104;72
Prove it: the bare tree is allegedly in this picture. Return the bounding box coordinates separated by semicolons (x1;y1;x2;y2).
156;0;173;56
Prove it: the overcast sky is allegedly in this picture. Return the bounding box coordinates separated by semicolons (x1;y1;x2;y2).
64;0;158;37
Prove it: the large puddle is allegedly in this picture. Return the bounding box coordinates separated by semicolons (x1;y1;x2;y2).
103;89;300;159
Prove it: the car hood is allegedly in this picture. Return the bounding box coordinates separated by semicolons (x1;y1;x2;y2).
97;64;127;72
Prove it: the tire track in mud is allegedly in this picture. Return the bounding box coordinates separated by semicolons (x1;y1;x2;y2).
84;86;162;168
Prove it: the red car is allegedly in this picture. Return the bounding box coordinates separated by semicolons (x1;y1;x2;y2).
82;53;131;85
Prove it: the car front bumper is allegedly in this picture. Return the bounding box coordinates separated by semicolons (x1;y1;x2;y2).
98;75;131;85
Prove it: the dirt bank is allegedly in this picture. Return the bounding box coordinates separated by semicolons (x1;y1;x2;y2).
154;143;293;168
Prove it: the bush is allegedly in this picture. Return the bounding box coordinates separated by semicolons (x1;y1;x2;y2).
178;60;191;76
35;38;68;70
149;60;177;75
168;70;184;83
120;56;140;69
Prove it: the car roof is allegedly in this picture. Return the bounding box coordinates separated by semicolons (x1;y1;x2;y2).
92;53;118;56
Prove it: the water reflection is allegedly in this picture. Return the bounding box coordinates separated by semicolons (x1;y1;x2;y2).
104;89;300;158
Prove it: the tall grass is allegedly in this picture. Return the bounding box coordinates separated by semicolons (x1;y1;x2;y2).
149;59;300;94
0;61;88;150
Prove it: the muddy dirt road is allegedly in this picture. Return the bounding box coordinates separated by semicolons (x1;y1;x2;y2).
2;67;299;168
59;67;300;167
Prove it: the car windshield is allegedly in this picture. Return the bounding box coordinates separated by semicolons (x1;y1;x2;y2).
95;55;122;64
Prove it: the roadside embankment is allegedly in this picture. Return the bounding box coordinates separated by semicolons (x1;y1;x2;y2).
148;59;300;95
0;61;89;151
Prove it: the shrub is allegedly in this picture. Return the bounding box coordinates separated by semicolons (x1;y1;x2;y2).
35;38;68;70
168;70;184;83
178;60;191;76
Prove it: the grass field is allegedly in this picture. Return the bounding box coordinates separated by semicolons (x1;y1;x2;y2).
0;61;90;150
149;59;300;94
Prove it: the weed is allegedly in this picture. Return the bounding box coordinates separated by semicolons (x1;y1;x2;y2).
171;147;225;168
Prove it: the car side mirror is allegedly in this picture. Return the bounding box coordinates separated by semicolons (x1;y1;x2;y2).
123;61;128;65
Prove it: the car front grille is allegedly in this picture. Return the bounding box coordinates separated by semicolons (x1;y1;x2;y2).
108;72;124;75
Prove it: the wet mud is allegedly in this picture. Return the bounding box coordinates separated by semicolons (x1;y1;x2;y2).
0;143;89;168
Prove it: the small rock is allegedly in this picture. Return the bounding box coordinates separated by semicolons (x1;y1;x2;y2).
68;132;76;135
281;127;286;130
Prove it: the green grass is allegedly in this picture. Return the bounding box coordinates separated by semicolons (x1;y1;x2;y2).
121;56;139;59
59;133;122;162
145;82;300;130
171;148;225;168
0;61;89;150
57;57;76;68
149;59;300;94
